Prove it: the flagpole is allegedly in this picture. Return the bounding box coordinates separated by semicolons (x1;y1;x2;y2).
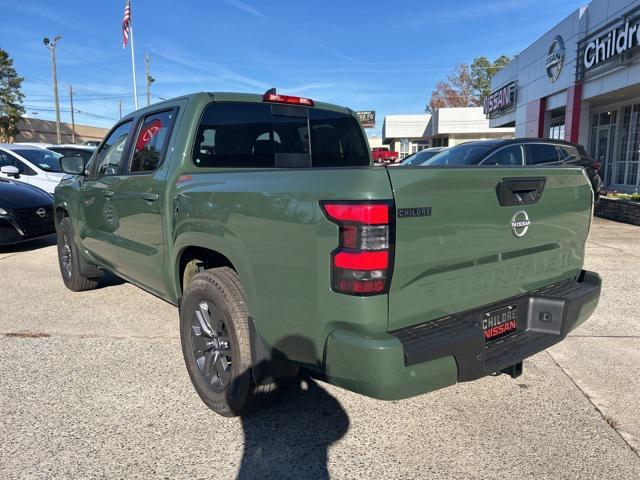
129;17;138;109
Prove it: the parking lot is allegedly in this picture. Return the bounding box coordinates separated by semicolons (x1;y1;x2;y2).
0;217;638;479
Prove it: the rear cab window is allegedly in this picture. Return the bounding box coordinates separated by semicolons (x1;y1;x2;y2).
192;102;369;168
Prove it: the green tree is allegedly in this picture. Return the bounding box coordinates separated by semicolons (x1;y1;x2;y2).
0;48;25;142
426;55;512;112
469;55;512;102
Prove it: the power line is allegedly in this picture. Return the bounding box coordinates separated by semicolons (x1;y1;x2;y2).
57;45;127;76
24;105;118;121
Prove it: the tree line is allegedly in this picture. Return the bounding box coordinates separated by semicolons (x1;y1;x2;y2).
0;48;25;143
426;55;513;113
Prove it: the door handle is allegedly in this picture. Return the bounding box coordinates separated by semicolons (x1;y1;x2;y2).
142;193;159;202
104;190;114;198
496;177;546;206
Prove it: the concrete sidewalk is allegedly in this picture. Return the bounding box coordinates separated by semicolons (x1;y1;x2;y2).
0;218;638;479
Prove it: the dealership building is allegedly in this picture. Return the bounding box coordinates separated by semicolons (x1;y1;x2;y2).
383;108;514;159
489;0;640;192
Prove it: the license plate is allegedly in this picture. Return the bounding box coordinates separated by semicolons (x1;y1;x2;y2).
482;304;518;343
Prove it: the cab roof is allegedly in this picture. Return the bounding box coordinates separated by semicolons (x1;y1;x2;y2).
124;91;352;119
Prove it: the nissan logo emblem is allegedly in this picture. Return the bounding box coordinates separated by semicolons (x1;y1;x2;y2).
546;35;566;83
511;211;530;237
36;208;46;218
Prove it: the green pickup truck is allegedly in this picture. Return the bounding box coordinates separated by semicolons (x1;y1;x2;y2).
54;91;601;417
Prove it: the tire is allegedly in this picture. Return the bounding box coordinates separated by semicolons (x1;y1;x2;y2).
57;217;101;292
179;267;277;417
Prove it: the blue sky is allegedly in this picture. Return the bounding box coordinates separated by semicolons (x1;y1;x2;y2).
1;0;586;135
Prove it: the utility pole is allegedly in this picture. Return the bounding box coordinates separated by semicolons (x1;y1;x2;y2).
145;53;155;107
43;35;62;144
118;99;122;119
69;85;76;144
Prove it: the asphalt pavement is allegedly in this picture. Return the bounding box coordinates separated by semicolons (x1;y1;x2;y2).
1;217;639;479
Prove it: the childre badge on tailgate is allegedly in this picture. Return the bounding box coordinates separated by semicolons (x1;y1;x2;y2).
398;207;432;218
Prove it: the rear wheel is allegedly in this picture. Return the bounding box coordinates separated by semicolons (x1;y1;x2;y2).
179;267;277;417
57;217;101;291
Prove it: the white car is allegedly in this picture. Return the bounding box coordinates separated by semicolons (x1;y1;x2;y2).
0;144;65;194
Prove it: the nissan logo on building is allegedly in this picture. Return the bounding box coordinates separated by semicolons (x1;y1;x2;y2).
511;211;531;237
546;35;565;83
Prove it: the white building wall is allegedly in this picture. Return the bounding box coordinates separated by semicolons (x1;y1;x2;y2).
489;0;640;191
367;136;384;149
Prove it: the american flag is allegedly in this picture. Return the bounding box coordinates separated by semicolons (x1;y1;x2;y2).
122;1;131;49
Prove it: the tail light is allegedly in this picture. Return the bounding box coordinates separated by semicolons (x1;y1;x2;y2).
321;201;394;295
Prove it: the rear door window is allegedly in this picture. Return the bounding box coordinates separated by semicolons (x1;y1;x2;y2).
527;143;561;165
130;110;176;172
192;102;369;168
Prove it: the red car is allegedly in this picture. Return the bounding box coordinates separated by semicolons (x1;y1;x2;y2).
371;147;399;164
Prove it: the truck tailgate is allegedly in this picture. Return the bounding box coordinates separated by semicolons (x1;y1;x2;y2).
386;167;593;331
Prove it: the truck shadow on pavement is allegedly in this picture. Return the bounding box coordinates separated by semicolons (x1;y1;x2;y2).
237;359;350;479
97;271;126;289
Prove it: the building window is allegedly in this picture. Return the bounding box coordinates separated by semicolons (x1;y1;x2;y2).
432;137;449;147
549;120;565;140
411;145;418;154
615;105;640;188
399;138;410;159
548;109;565;140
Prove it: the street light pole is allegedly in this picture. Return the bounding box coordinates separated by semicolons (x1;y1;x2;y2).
43;35;62;144
69;85;76;144
145;52;155;107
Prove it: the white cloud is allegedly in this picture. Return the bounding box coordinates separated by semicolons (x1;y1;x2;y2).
223;0;265;19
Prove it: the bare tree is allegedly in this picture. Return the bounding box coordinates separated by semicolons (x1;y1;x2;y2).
426;56;512;113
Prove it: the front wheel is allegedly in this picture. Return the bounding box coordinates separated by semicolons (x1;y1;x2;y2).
179;267;276;417
57;217;101;292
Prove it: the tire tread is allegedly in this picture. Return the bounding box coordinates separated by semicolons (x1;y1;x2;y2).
180;267;277;416
57;217;101;292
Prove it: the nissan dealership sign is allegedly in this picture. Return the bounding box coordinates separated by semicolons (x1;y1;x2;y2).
484;82;517;118
580;17;640;77
546;36;565;82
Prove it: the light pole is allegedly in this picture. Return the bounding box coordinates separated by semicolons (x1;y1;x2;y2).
44;35;62;144
145;53;155;107
69;85;76;144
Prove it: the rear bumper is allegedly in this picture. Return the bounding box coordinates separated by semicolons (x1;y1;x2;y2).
323;270;601;400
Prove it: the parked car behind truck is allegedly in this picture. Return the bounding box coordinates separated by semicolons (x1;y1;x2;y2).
0;178;55;245
0;144;65;194
54;91;601;417
371;146;399;164
424;138;603;199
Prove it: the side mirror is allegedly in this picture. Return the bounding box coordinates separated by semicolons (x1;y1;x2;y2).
0;165;20;177
60;155;86;176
